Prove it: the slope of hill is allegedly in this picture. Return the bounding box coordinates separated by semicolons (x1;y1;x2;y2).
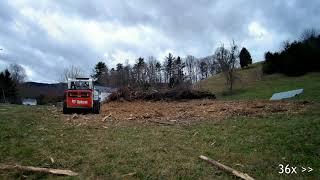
197;63;320;102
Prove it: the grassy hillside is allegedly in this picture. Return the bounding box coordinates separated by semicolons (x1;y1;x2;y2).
197;63;320;102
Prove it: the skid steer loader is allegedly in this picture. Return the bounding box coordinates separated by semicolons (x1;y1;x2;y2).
63;78;100;114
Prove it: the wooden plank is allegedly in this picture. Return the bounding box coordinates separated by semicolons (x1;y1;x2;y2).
0;164;78;176
148;119;174;125
199;155;254;180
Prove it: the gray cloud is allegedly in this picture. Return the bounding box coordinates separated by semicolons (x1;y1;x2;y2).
0;0;319;82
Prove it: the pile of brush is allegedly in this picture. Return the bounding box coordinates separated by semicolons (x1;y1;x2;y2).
107;87;216;102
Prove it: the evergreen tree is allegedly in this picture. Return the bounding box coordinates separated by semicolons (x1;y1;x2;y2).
0;69;17;103
239;47;252;68
91;61;108;84
164;53;175;85
136;57;145;83
172;56;185;86
155;62;162;83
263;29;320;76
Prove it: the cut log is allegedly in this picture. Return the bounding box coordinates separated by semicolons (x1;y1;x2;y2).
0;164;78;176
199;155;254;180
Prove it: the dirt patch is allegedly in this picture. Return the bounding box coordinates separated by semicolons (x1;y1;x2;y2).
102;100;307;124
61;100;309;127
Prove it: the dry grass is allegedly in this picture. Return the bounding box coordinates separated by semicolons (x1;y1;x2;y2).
196;63;263;93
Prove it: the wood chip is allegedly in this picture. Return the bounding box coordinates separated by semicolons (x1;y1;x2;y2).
50;157;55;163
71;114;78;119
102;114;112;122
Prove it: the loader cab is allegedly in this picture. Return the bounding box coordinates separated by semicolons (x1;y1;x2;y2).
68;79;93;90
63;78;100;114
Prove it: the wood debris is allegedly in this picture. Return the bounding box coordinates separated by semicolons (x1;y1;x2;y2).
99;100;306;124
0;164;78;176
102;114;112;122
71;114;78;119
148;120;174;126
199;155;254;180
121;172;136;177
60;100;307;127
50;157;55;163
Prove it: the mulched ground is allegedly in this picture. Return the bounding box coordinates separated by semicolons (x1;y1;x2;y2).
61;100;309;127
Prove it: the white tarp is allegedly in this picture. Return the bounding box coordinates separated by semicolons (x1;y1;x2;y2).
270;89;304;100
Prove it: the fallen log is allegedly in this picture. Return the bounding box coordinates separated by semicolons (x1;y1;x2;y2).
121;172;136;177
148;119;174;126
199;155;254;180
0;164;78;176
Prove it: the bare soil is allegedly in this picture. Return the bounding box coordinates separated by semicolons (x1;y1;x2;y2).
62;100;309;127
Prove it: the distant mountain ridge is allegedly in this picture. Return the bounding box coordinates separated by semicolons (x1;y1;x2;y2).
19;82;115;99
23;81;66;87
19;82;67;98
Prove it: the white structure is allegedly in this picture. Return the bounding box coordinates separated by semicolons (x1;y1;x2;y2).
22;98;37;106
94;85;115;102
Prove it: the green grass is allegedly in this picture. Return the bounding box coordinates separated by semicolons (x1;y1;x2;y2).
219;73;320;102
1;104;320;179
198;63;320;102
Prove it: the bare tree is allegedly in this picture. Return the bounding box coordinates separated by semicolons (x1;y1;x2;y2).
146;56;158;84
206;55;217;76
60;65;85;82
215;41;239;91
8;63;26;83
300;28;318;41
185;55;197;83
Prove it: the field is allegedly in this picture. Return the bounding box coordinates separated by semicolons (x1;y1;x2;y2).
1;65;320;179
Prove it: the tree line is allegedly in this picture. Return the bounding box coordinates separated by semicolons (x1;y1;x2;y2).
263;29;320;76
90;43;251;91
2;28;318;104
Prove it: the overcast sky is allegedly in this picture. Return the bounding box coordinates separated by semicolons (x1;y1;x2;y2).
0;0;319;83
